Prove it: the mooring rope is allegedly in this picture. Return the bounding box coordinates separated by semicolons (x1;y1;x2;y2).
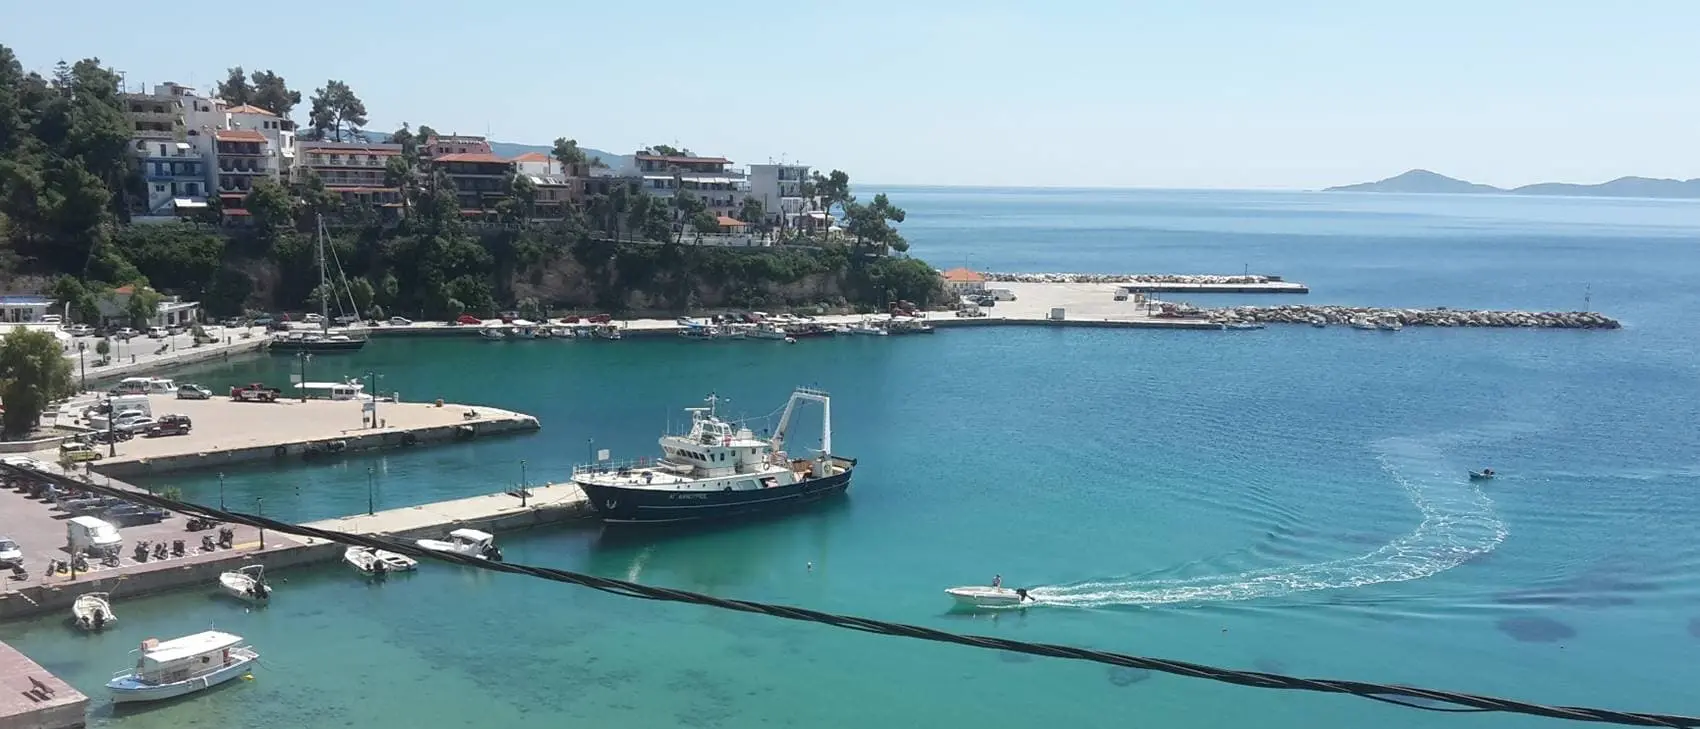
4;463;1693;727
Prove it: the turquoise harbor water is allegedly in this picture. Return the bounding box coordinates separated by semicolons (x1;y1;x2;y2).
5;189;1700;728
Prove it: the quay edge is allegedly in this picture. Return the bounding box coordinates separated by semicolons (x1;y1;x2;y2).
0;462;591;622
0;640;88;729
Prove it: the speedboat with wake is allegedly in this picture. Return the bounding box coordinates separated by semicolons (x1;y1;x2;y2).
945;585;1037;608
1469;468;1496;481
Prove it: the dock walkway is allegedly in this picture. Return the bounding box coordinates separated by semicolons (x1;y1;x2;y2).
0;640;86;729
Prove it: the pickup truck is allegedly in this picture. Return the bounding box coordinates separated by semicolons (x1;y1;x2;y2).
230;383;282;403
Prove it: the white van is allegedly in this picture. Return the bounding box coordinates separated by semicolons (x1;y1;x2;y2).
108;394;152;418
144;378;176;395
67;516;123;555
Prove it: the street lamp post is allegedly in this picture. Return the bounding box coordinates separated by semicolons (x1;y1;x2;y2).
105;395;116;458
520;460;528;507
296;352;311;402
257;497;264;549
367;466;375;516
76;343;86;392
218;472;225;510
364;370;381;428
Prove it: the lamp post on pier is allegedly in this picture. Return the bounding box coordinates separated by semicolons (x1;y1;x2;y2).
257;497;265;549
218;472;225;510
520;460;528;507
295;351;311;402
367;466;375;516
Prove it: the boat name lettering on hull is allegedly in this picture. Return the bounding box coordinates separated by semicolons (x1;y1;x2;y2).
670;493;711;500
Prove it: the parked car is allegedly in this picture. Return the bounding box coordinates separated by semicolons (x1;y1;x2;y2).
334;314;359;326
388;316;413;326
146;414;192;437
251;316;274;327
114;327;139;340
58;442;104;463
455;314;482;326
499;311;519;323
176;384;213;400
222;317;246;328
0;537;22;567
304;313;325;324
41;314;62;325
147;326;168;339
66;324;94;337
115;416;156;434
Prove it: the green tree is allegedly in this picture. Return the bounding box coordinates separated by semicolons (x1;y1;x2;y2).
646;144;684;157
297;167;341;222
0;327;75;438
215;67;253;105
551;137;587;174
808;169;853;217
737;197;766;232
94;337;110;359
125;287;161;327
670;190;706;244
245;178;295;234
391;123;418;161
248;70;300;118
307;80;368;142
691;210;719;236
845;193;907;254
49;275;99;323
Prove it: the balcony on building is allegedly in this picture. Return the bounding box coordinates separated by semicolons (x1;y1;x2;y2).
635;153;731;175
433;152;513;177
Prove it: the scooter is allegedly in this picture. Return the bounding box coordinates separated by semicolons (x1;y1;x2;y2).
133;540;151;562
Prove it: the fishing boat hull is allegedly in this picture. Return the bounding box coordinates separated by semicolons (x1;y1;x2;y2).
107;651;256;704
577;466;854;524
1469;471;1495;481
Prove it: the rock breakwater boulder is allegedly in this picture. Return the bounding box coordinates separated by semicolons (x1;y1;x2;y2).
1205;305;1620;329
985;272;1275;285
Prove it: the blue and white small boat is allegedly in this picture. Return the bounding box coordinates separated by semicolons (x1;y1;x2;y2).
107;630;257;704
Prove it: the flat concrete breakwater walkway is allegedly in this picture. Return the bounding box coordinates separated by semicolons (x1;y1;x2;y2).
73;396;539;478
1209;304;1622;329
984;272;1310;294
0;640;86;729
0;459;590;622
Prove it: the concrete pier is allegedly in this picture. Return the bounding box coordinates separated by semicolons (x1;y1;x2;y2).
0;641;86;729
50;395;540;479
1;460;590;622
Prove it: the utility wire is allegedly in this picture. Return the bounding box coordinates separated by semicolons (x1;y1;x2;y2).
7;463;1696;728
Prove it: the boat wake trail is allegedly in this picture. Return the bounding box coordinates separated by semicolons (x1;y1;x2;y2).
1028;436;1509;608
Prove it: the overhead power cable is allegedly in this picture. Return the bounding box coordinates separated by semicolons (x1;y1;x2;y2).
5;463;1695;728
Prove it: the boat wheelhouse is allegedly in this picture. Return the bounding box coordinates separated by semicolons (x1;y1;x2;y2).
106;630;257;703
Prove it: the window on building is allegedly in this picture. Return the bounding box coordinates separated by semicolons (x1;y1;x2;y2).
154;184;166;193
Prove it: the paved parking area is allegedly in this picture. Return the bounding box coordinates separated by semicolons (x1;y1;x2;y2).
0;470;268;593
62;325;268;389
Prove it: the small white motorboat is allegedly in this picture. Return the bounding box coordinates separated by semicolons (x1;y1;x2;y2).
72;591;116;631
945;585;1037;608
344;546;419;576
218;564;271;603
415;528;502;562
1376;316;1403;331
107;631;257;704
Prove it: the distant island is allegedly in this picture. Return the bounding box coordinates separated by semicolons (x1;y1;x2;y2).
1325;169;1700;199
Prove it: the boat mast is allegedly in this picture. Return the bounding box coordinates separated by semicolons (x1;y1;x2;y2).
316;214;329;333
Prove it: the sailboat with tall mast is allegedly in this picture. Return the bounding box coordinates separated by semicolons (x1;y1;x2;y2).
270;215;369;353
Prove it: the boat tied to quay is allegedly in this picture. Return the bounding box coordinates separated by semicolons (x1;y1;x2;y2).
573;388;856;524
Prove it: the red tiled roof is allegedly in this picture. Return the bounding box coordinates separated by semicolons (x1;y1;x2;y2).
512;152;550;162
224;104;277;116
114;285;136;294
716;215;745;227
941;267;986;283
636;153;731;165
434;153;511;165
214;129;267;143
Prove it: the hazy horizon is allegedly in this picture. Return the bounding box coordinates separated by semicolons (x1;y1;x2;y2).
8;0;1696;189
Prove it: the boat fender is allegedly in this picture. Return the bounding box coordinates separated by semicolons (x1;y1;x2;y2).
274;445;287;457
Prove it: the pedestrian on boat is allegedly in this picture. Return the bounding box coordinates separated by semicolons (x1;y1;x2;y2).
992;574;1002;588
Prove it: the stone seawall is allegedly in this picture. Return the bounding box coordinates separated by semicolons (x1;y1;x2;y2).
1208;305;1621;329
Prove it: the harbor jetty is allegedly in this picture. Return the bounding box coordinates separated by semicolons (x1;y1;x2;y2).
67;395;538;478
0;640;87;729
1207;304;1621;329
0;460;588;621
984;272;1309;294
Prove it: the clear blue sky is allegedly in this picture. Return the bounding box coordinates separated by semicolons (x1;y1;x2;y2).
8;0;1696;189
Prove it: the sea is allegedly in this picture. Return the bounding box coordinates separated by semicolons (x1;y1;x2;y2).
4;188;1699;728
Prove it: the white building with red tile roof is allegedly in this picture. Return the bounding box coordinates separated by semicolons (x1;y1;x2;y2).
941;268;988;294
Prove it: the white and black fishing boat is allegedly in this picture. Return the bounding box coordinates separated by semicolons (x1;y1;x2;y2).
574;388;855;524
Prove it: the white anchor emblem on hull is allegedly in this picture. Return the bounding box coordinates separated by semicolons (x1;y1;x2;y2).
605;499;618;510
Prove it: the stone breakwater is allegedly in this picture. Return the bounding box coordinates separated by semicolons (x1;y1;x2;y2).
1208;305;1621;329
985;272;1276;284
